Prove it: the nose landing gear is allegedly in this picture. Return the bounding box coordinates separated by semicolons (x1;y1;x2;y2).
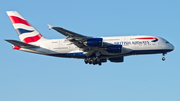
162;53;166;61
162;57;165;61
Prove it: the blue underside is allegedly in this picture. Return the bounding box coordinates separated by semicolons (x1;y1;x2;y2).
67;52;86;57
47;49;173;58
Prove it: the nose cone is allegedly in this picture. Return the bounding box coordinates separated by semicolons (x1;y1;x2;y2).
166;42;174;52
169;43;174;51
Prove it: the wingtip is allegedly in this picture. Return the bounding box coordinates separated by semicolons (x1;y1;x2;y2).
47;24;53;30
4;39;10;42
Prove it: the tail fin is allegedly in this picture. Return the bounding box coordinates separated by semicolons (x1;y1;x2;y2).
6;11;47;43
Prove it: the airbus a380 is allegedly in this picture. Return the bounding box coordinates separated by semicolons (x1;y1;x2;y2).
6;11;174;66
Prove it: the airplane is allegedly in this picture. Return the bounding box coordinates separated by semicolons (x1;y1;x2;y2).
5;11;174;66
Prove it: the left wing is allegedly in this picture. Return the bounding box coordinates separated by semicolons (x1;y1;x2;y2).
48;24;89;39
48;24;111;57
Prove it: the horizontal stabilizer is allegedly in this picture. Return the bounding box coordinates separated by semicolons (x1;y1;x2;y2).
5;40;39;48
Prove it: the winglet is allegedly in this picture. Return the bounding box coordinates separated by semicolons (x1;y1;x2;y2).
47;24;53;30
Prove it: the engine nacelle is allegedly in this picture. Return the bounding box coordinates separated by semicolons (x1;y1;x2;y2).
109;57;124;63
100;59;107;63
87;38;103;47
107;45;122;53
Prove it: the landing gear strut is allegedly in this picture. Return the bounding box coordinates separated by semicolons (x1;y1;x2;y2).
162;53;166;61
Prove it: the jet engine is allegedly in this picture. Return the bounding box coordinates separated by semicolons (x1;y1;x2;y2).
107;45;122;53
109;57;124;62
86;38;103;47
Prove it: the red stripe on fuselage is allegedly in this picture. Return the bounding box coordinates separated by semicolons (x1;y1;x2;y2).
136;37;157;40
23;34;42;43
9;16;31;26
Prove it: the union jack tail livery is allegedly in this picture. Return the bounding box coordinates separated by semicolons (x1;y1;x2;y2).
6;11;47;43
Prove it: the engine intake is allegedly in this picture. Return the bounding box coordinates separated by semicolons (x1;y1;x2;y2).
107;45;122;53
87;38;103;47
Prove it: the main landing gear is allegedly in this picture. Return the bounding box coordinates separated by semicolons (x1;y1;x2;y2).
84;58;102;66
162;57;165;61
162;53;166;61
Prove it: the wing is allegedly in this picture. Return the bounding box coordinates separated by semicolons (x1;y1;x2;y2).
48;24;112;57
48;24;89;38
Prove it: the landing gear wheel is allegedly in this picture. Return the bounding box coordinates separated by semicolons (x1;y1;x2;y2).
98;62;102;66
162;57;165;61
84;57;103;66
89;61;92;64
87;59;91;64
84;59;88;64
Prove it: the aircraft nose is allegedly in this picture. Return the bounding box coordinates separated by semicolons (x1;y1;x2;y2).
169;43;174;51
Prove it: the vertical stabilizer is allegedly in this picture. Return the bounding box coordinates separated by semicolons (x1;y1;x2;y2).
6;11;47;43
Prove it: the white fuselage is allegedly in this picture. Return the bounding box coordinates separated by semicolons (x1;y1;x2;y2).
18;35;174;59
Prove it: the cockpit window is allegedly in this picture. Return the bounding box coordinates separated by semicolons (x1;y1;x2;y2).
166;41;169;43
